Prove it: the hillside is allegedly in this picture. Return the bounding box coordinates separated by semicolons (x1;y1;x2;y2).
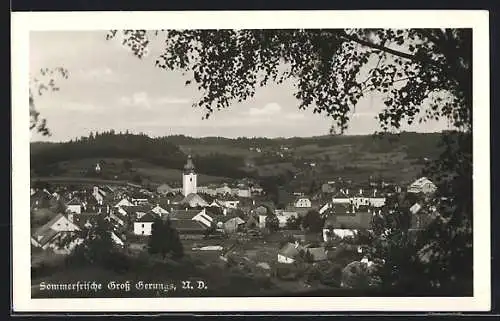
31;131;448;187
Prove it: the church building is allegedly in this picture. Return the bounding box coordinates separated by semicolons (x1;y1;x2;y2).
182;155;197;196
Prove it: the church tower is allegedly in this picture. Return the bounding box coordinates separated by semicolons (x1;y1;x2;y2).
182;155;197;196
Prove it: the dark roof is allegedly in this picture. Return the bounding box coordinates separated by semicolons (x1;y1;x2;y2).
169;219;207;233
170;209;203;220
31;213;79;246
323;212;373;230
135;211;158;223
306;247;328;262
357;205;371;213
73;213;104;229
121;205;152;215
332;203;355;214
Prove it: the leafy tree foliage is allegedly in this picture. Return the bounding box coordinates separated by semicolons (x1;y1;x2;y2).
29;67;69;136
147;218;184;259
265;214;280;232
285;215;303;230
341;261;380;289
30;131;250;180
64;219;126;269
106;29;471;134
302;210;324;233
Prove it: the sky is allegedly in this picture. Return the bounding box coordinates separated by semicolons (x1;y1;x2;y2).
29;31;452;142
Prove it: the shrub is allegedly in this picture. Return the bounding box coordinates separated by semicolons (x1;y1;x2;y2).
317;262;343;287
341;261;372;289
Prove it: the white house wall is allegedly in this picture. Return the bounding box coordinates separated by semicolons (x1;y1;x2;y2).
277;254;295;264
134;222;153;235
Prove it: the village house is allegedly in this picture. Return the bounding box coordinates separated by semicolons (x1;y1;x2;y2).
66;197;82;214
133;211;158;236
168;219;209;239
294;197;312;208
407;177;437;194
30;189;53;210
31;213;82;254
237;186;252;198
156;183;174;195
277;241;304;264
350;188;386;208
331;189;351;204
197;185;217;196
109;207;128;228
217;196;240;209
223;216;246;233
214;183;231;196
92;186;107;205
322;209;373;241
150;204;169;217
130;191;149;205
169;208;214;229
181;193;209;208
305;246;328;263
114;197;134;208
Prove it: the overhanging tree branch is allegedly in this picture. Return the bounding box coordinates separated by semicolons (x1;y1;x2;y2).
339;31;447;72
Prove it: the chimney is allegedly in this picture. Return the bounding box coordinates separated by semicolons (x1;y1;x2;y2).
359;188;363;196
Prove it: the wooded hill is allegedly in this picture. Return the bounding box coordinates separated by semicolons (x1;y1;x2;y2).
31;131;447;185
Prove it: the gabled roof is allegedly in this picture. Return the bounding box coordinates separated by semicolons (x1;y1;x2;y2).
278;242;302;258
252;201;276;213
31;213;79;246
306;247;328;262
181;193;209;207
170;209;204;220
66;197;82;206
73;212;104;229
224;217;245;225
157;183;173;191
135;211;158;223
121;205;152;215
327;203;355;215
323;211;373;230
169;219;207;232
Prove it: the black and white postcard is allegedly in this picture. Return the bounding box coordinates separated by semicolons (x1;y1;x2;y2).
11;10;490;313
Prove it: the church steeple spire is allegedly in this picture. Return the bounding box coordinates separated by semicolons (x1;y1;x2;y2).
184;154;195;173
182;154;197;196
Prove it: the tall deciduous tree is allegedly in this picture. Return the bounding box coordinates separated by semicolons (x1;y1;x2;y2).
148;218;184;259
265;214;279;232
302;210;324;233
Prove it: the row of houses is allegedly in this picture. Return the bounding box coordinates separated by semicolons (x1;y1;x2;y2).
156;182;263;198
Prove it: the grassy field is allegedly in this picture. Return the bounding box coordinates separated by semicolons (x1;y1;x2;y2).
33;157;230;186
135;166;228;185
